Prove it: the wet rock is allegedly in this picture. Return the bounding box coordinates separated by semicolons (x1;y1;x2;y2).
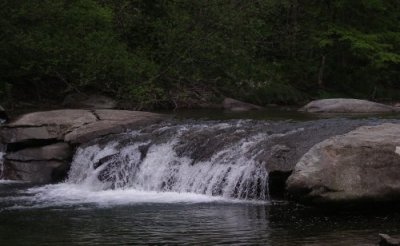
0;105;8;124
6;143;71;161
287;123;400;205
63;93;117;109
223;97;263;111
379;234;400;246
1;109;167;145
300;98;399;113
0;126;61;144
65;110;167;144
4;159;69;183
0;109;167;183
8;109;97;127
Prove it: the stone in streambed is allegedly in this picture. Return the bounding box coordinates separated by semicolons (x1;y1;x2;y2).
0;105;8;124
223;97;263;111
1;109;167;145
287;123;400;205
64;110;167;144
4;159;69;183
0;109;167;183
6;143;71;161
300;98;400;113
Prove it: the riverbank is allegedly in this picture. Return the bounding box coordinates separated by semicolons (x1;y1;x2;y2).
2;108;400;208
1;108;400;245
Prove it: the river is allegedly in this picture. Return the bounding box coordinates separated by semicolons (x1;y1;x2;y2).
1;109;399;245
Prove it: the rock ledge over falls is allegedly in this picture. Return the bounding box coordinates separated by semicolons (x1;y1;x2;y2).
287;123;400;206
0;109;166;183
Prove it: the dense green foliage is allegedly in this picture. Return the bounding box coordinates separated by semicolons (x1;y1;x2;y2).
1;0;399;109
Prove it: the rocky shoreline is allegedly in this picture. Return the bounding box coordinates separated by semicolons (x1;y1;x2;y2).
0;109;167;183
1;98;400;209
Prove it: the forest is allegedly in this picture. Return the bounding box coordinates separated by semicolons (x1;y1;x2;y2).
0;0;399;109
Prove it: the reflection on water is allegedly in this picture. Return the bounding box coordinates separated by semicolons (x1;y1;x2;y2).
0;183;399;245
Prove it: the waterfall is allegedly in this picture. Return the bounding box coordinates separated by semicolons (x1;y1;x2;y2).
2;118;394;208
66;121;279;200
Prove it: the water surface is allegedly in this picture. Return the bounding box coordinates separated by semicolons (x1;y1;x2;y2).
2;110;400;245
0;182;399;245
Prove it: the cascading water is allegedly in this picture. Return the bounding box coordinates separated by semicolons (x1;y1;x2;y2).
67;121;274;200
63;118;390;203
3;118;394;208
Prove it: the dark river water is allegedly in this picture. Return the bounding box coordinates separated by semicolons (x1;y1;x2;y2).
0;182;399;245
2;108;400;245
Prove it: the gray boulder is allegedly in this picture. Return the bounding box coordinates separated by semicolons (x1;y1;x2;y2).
4;159;68;183
0;109;167;183
3;143;72;183
223;97;263;111
1;109;166;145
0;105;8;124
300;98;399;113
65;110;167;144
287;123;400;205
0;126;61;143
6;143;71;161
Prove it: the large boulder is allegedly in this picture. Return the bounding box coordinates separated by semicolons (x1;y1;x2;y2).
3;143;71;183
0;105;8;124
65;110;166;144
223;97;263;111
1;109;166;145
287;123;400;205
4;160;68;183
300;98;400;113
5;143;71;161
0;109;167;183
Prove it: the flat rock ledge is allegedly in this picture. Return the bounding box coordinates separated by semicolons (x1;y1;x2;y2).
287;123;400;206
0;109;167;183
300;98;400;113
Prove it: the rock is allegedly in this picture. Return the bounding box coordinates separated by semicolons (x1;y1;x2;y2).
63;93;117;109
1;109;166;145
379;234;400;246
64;110;167;144
223;97;263;111
0;105;8;124
300;98;400;113
1;110;97;144
8;109;97;127
4;159;69;183
5;143;71;161
287;123;400;205
95;109;160;121
0;126;61;143
0;109;167;183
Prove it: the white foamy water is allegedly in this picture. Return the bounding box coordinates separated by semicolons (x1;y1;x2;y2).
3;184;235;209
67;129;270;201
2;122;309;209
